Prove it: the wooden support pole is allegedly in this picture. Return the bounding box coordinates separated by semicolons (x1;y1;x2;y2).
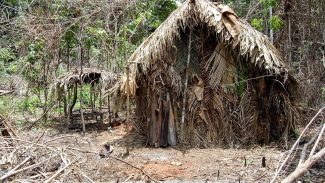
108;95;111;125
181;30;192;135
99;83;103;124
79;40;85;136
90;83;94;113
125;63;130;154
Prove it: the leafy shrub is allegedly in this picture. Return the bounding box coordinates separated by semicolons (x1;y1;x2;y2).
18;95;41;114
251;18;264;31
269;15;284;31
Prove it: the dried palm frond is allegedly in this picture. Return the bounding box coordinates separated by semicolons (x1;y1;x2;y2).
120;0;288;93
119;74;137;96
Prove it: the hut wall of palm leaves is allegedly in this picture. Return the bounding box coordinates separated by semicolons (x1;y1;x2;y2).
116;0;298;147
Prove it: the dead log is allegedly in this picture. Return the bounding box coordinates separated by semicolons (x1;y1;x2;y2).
271;107;325;182
0;90;14;96
282;148;325;183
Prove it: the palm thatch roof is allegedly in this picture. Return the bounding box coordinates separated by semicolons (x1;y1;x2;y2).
124;0;289;94
54;68;116;90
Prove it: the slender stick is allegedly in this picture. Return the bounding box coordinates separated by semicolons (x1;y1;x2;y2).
309;123;325;158
299;128;318;165
0;155;58;181
108;95;111;124
125;63;130;155
44;158;79;183
79;24;86;136
271;106;325;182
9;156;32;173
181;30;192;134
78;170;96;183
282;148;325;183
0;90;14;96
0;137;57;152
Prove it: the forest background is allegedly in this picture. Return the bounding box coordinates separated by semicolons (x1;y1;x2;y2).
0;0;324;126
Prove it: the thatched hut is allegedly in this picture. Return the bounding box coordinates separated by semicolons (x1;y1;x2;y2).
117;0;298;147
54;68;116;127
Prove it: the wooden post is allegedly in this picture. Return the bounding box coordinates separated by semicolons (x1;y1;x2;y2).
90;83;94;113
125;63;130;154
79;35;85;135
99;82;103;125
181;30;192;135
108;95;111;125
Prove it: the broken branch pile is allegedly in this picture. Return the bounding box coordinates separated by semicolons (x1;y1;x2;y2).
0;130;156;182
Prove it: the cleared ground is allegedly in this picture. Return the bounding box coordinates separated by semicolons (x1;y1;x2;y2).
1;123;324;182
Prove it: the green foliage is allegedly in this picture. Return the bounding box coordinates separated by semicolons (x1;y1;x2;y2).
0;47;18;74
19;39;45;83
0;48;16;63
269;15;284;31
260;0;278;8
225;0;251;17
81;85;91;106
126;0;177;44
0;96;11;115
18;95;41;114
321;87;325;101
26;39;45;63
249;0;284;33
251;18;264;31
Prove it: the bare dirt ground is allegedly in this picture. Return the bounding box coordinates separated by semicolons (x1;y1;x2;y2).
1;122;324;182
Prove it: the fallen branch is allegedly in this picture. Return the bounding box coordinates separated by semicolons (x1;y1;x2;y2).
30;172;51;179
309;124;325;158
0;90;14;96
78;170;96;183
282;148;325;183
1;137;58;152
0;154;58;181
298;126;320;165
8;156;32;174
44;135;84;144
271;106;324;183
44;157;79;183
